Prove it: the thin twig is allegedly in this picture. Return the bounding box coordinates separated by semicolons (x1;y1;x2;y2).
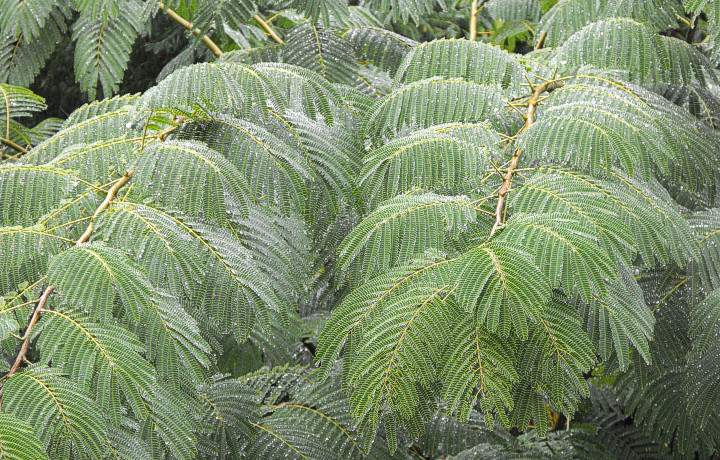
158;2;223;57
254;14;284;44
157;116;186;141
534;31;547;50
652;277;688;313
1;137;28;156
75;172;134;244
489;79;566;236
0;286;54;409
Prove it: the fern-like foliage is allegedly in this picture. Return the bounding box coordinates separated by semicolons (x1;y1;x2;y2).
537;0;682;47
2;3;719;459
0;413;49;460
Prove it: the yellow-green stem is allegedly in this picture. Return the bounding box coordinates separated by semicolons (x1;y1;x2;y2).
159;2;223;57
253;14;284;44
470;0;479;41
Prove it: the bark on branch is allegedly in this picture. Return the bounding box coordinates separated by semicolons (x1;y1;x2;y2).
489;79;566;237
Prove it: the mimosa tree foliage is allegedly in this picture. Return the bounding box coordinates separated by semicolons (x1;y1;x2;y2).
1;0;719;459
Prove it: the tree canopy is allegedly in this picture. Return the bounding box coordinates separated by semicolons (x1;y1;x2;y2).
1;1;719;459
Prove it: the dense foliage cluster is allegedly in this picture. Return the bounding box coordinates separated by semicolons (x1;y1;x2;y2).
1;0;720;458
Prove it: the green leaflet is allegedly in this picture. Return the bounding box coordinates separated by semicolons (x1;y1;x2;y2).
0;413;49;460
2;365;109;459
454;241;551;339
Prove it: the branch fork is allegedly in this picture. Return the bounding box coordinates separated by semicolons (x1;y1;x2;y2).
489;79;566;237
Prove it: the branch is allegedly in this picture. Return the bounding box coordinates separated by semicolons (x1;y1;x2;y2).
0;171;134;404
158;2;223;57
76;171;134;244
253;14;284;44
534;31;547;50
1;137;28;156
489;79;565;236
470;0;479;41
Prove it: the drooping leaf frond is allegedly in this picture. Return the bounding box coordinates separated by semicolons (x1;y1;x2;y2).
195;374;261;455
394;39;529;98
282;22;360;87
614;277;719;457
509;167;699;266
579;257;655;368
72;2;147;99
690;208;720;291
343;261;456;449
132;139;252;224
363;0;443;22
454;241;551;339
94;202;287;341
45;137;140;184
486;0;542;22
234;205;313;304
23;108;136;163
0;225;66;294
174;115;312;216
135;62;277;119
537;0;682;47
45;243;212;381
192;0;257;37
316;251;452;372
249;401;366;459
0;6;68;88
2;365;108;459
252;63;345;124
569;386;669;459
497;213;615;302
365;78;521;143
283;0;349;26
441;313;518;427
358;132;491;206
0;164;82;226
516;79;720;203
510;295;596;433
0;0;54;41
278;111;363;212
343;27;417;77
0;83;46;125
686;287;720;431
0;413;49;460
63;93;141;128
337;194;483;285
553;18;717;89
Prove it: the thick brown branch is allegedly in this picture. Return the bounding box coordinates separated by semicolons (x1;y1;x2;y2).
489;80;565;236
159;2;223;57
254;14;284;44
